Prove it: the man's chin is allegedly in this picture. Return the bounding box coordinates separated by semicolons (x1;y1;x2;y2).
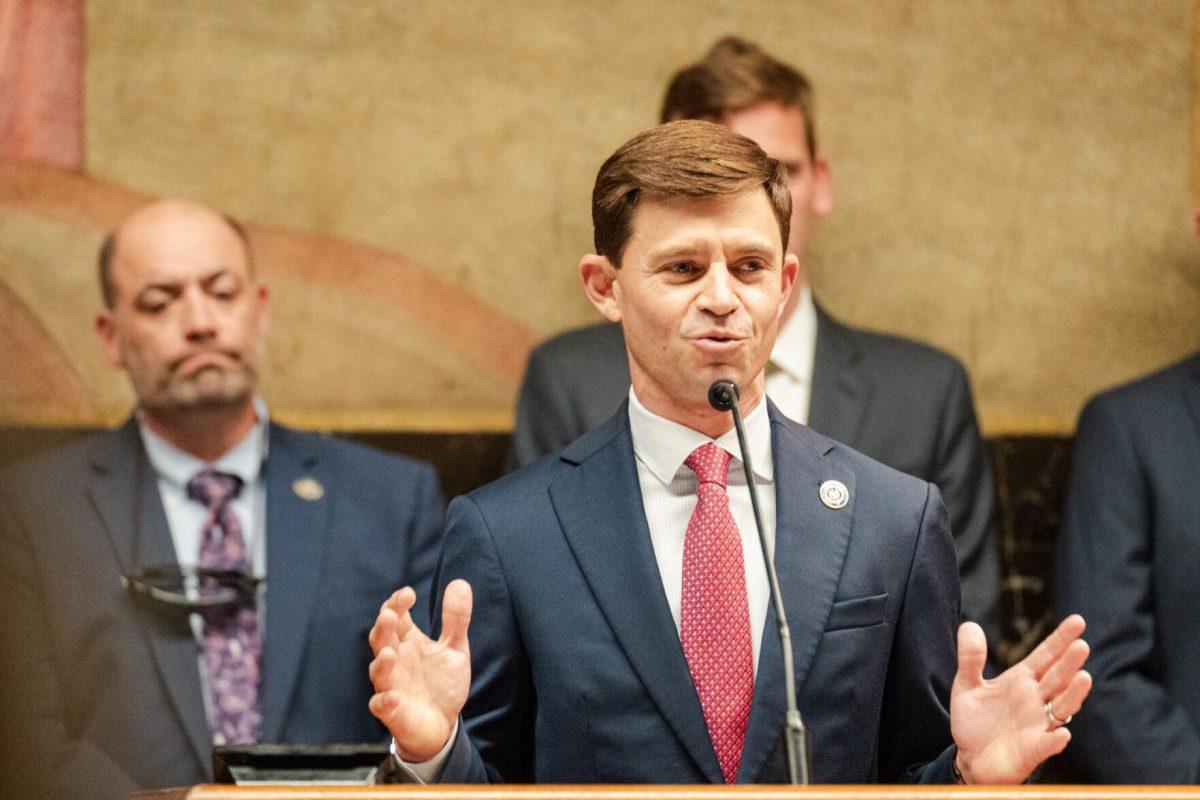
158;374;254;411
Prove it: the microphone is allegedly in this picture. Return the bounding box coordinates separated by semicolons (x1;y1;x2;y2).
708;380;811;785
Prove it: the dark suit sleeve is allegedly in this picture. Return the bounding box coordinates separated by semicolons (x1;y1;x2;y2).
506;346;583;472
401;463;446;635
878;482;960;784
932;362;1001;659
427;495;535;783
1055;397;1200;783
0;498;140;799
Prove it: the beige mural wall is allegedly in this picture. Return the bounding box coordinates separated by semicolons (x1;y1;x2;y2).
3;0;1197;432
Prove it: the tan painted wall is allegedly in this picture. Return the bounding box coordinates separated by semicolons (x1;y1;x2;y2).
3;0;1196;432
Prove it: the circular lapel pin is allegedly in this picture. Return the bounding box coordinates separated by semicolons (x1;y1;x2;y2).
819;479;849;509
292;476;324;501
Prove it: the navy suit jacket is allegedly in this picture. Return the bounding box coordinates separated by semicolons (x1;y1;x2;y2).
1055;352;1200;783
0;420;444;800
506;306;999;656
428;402;960;784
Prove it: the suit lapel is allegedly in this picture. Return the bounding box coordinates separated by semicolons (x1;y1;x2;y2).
808;303;871;448
738;407;857;783
1182;356;1200;438
87;420;212;775
550;410;725;784
261;424;331;742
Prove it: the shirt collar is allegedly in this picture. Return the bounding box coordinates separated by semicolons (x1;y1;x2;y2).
139;396;269;490
628;386;773;488
769;282;817;381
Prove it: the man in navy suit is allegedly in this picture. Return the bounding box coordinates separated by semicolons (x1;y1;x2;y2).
368;121;1090;785
1055;352;1200;783
0;200;444;800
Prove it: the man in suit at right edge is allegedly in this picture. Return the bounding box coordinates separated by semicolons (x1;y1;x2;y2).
510;37;1001;661
1055;351;1200;783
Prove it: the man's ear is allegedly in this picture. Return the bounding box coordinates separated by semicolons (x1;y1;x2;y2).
811;155;833;218
94;311;122;369
580;254;622;323
255;282;272;336
779;254;800;320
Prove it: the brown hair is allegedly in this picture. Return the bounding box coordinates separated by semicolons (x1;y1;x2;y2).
660;36;817;159
592;119;792;265
97;212;252;309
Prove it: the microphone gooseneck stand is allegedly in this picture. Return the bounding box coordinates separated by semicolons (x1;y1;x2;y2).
707;380;811;785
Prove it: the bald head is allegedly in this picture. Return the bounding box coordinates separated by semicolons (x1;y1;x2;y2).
98;199;252;309
93;198;269;419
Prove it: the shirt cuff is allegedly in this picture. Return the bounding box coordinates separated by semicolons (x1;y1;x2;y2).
389;719;459;784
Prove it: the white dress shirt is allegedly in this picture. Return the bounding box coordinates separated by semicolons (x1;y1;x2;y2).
765;283;817;425
397;387;778;780
628;387;776;674
138;397;269;579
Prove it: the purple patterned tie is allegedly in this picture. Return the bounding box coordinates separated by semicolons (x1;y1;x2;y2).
187;468;262;746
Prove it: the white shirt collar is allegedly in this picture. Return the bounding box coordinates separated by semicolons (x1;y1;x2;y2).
627;386;773;488
769;282;817;381
139;396;269;490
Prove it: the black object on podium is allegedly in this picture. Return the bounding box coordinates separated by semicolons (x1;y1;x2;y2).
212;743;389;785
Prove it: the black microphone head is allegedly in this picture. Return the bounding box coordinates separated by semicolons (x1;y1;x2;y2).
707;380;739;412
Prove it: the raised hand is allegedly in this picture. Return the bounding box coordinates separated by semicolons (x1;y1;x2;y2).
368;580;473;762
950;615;1092;784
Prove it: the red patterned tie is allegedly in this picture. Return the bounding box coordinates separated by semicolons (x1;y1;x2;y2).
680;442;754;784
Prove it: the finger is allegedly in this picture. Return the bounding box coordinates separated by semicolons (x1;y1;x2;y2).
1022;614;1085;679
384;587;419;640
439;579;474;652
1032;727;1072;765
1037;638;1089;700
369;589;419;656
368;606;399;656
953;621;988;691
369;647;397;693
369;690;400;724
1049;670;1093;722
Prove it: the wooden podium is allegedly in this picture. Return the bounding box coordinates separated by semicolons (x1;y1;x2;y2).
131;786;1200;800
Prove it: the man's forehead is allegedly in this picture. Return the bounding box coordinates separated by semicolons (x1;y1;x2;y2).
630;190;782;254
723;102;810;162
111;207;250;289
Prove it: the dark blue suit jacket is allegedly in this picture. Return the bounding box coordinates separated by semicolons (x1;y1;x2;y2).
430;402;960;784
507;308;999;661
1055;352;1200;783
0;420;444;800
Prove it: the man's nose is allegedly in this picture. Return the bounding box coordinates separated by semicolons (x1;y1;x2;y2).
696;264;738;316
180;290;218;340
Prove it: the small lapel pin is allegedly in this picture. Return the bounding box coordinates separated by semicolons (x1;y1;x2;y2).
292;476;324;501
819;479;849;509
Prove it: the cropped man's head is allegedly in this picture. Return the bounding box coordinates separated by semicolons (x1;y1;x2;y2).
582;120;799;420
661;37;831;263
95;199;270;415
661;36;817;157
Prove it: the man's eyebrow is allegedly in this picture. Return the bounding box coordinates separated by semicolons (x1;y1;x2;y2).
135;281;180;298
644;244;706;263
201;268;241;285
723;236;779;259
133;268;241;298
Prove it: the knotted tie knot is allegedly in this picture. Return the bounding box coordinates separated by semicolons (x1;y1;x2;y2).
187;469;244;510
685;442;732;488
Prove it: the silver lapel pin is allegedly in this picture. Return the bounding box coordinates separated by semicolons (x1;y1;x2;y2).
819;479;849;510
